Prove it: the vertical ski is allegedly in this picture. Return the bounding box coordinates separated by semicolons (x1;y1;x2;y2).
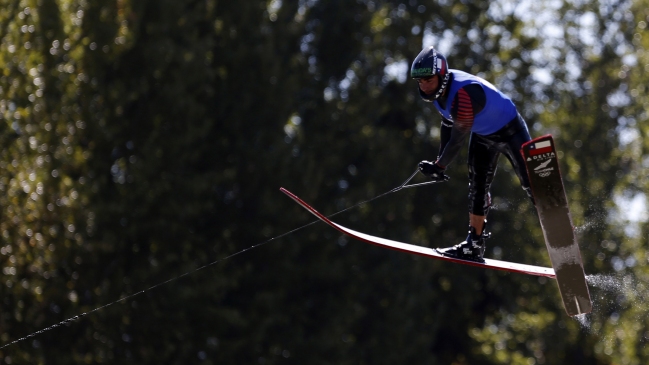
522;135;592;316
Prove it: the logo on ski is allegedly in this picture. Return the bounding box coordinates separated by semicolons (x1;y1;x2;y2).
534;159;552;170
534;158;554;177
527;153;556;162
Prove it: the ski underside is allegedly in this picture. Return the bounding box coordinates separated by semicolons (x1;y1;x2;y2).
280;188;556;279
522;134;592;316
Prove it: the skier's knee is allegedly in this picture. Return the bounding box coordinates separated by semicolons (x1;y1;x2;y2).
468;177;492;215
469;191;491;216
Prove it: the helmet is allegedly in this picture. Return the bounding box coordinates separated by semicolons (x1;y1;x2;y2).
411;46;450;101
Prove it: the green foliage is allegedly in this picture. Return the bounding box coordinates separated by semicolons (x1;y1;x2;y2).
0;0;645;363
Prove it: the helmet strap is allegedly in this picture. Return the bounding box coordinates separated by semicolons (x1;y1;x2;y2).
434;73;450;99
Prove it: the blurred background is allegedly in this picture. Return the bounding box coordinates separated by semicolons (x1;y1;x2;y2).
1;0;649;363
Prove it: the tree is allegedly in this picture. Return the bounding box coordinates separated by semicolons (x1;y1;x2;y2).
0;0;646;363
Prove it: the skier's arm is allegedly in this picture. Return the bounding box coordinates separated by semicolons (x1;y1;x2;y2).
436;125;470;168
438;118;453;159
436;84;486;167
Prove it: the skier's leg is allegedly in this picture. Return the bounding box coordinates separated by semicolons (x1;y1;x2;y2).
500;116;534;205
436;134;499;262
469;213;486;235
467;134;500;230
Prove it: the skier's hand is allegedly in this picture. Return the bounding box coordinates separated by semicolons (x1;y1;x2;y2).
418;160;449;182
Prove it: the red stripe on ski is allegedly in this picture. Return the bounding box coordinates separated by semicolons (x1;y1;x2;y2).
280;187;556;278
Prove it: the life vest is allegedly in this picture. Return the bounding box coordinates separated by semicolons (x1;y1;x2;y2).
433;70;518;135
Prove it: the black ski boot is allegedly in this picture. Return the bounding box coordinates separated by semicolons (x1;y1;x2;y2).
435;227;489;263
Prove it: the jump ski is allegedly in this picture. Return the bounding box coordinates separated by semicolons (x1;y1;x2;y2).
280;188;555;278
522;135;592;316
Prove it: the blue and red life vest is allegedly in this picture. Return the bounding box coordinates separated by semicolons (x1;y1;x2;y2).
433;70;518;135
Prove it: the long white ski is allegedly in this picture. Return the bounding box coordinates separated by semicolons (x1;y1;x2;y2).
280;188;555;278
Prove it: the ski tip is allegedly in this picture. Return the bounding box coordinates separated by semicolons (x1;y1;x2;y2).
279;187;303;205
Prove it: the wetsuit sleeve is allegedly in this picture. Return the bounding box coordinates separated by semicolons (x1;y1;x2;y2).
438;118;453;158
436;84;486;168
